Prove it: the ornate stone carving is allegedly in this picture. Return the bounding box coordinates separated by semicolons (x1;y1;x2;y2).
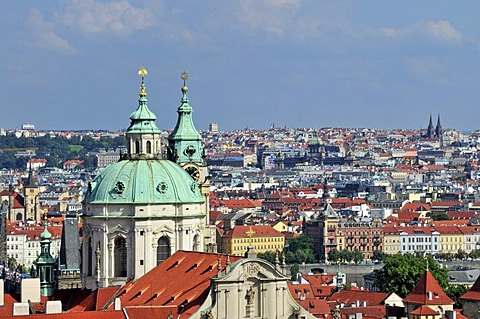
243;263;261;279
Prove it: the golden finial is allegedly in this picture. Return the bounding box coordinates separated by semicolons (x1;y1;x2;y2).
138;66;148;97
138;66;148;78
181;71;188;94
181;71;188;85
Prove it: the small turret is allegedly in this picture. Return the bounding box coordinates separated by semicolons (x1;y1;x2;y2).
36;214;55;296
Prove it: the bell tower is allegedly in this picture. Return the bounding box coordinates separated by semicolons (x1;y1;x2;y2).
124;66;162;160
167;72;212;249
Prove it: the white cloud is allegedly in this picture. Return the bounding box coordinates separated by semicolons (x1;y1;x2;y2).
422;20;462;43
26;8;76;53
234;0;349;41
57;0;154;35
379;20;463;44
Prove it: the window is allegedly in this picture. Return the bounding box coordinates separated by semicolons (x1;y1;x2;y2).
114;238;127;277
157;236;170;265
87;238;93;276
146;141;152;154
135;141;140;154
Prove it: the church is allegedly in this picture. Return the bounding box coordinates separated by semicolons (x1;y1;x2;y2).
81;68;212;289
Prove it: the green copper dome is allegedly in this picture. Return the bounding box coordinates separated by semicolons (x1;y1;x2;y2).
84;159;203;205
40;227;52;240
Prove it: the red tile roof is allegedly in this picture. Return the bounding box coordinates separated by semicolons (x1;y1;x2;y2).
0;190;24;209
410;305;438;315
461;274;480;301
114;251;242;318
339;305;386;319
0;311;124;319
329;290;390;306
296;299;331;317
403;270;454;306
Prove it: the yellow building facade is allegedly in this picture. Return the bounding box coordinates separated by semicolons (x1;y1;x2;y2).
218;225;285;256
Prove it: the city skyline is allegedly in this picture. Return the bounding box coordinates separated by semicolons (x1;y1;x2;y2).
1;1;480;132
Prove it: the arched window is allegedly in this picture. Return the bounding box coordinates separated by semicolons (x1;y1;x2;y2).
135;141;140;154
193;234;200;251
146;141;152;154
87;238;93;276
16;213;22;221
157;236;170;265
114;238;127;277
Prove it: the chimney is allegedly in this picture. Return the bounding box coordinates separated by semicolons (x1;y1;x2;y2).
46;300;62;314
21;278;40;303
114;298;122;311
13;303;29;316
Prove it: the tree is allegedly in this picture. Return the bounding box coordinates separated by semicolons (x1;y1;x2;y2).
352;249;364;264
446;284;469;309
290;263;300;281
285;234;315;264
373;254;449;298
372;250;386;262
328;248;340;263
257;251;277;264
455;249;467;260
427;211;452;221
469;249;480;259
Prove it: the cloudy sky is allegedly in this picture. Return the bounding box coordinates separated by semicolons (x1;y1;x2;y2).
1;0;479;131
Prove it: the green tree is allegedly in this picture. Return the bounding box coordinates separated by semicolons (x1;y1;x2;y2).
427;211;452;221
373;254;449;298
257;251;277;264
352;249;364;264
469;249;480;259
328;248;340;263
455;249;467;260
285;234;315;264
372;250;386;262
446;285;469;309
290;263;300;281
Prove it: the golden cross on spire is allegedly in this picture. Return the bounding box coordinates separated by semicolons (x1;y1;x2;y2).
138;66;148;78
181;71;188;86
138;66;148;97
246;226;256;246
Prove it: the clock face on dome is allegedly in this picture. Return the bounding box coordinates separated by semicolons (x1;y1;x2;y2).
185;165;200;181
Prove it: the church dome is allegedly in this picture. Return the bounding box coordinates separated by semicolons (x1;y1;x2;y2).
84;159;203;205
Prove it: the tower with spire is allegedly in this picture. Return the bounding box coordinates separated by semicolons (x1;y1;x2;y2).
23;165;41;221
424;114;444;148
167;72;211;232
123;66;163;160
35;215;56;296
426;114;435;138
435;114;443;148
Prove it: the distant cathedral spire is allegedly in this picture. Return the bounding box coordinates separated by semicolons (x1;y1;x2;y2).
436;113;443;148
427;114;435;138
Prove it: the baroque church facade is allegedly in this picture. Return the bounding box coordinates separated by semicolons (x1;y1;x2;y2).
81;68;211;289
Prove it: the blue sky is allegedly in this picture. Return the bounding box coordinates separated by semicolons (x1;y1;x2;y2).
1;0;480;131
